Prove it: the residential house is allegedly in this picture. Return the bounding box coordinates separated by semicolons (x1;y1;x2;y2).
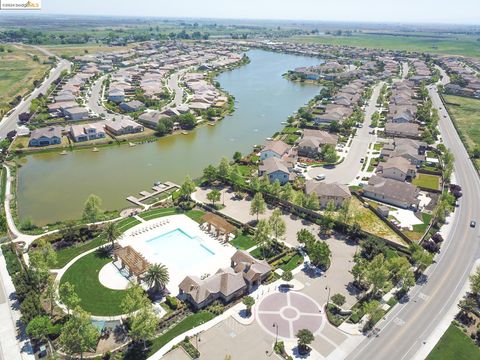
119;100;145;113
108;88;126;103
363;175;420;209
105;117;144;135
70;123;106;142
296;130;338;158
258;157;292;185
64;106;90;121
305;181;352;208
381;138;426;165
376;156;417;181
259;140;291;161
384;122;421;139
29;127;62;147
138;111;168;128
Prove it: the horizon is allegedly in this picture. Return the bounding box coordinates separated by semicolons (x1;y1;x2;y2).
2;0;479;26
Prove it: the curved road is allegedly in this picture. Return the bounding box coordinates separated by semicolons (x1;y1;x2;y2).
347;70;480;360
0;46;71;140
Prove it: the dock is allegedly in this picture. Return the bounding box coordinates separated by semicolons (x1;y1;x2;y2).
126;181;180;207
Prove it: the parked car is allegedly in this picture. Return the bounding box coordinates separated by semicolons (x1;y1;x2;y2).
470;220;476;228
360;158;365;163
315;174;326;181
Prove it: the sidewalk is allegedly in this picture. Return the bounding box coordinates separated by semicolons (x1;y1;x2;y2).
0;249;34;360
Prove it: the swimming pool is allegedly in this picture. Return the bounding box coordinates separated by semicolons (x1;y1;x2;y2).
146;228;215;268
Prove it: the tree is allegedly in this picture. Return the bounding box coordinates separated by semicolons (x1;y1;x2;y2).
250;192;266;221
308;241;331;269
206;189;221;207
103;221;120;250
202;165;217;184
29;239;57;285
128;304;158;349
60;220;77;243
82;194;103;223
306;193;320;211
362;300;381;330
178;113;197;129
282;270;293;283
268;209;286;241
296;329;314;354
270;179;282;197
365;254;390;297
469;266;480;297
121;283;150;315
387;256;414;289
229;165;243;190
331;293;346;307
59;282;80;315
59;307;99;359
144;263;170;295
321;144;338;163
27;316;55;354
253;220;272;259
280;182;294;202
43;276;57;315
242;296;255;317
217;157;231;181
296;229;316;248
233;151;242;163
250;176;260;192
179;176;196;201
410;243;434;272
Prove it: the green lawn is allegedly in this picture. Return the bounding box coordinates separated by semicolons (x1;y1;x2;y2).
428;325;480;360
404;213;433;242
289;33;480;58
280;253;304;272
139;207;180;221
230;234;256;250
60;251;128;316
185;209;206;223
54;217;141;269
412;173;441;191
444;95;480;169
148;312;215;356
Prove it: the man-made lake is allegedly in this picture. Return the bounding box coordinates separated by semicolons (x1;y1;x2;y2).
17;50;322;225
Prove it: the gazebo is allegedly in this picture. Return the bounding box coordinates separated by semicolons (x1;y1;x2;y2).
201;213;236;242
113;245;151;283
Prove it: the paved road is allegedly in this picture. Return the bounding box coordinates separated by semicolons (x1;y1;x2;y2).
166;72;185;107
307;82;382;183
0;46;71;140
346;70;480;360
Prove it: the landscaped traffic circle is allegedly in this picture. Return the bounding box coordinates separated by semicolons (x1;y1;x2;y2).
256;292;324;339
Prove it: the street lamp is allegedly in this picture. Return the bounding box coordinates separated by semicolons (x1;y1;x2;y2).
325;285;331;308
266;322;279;356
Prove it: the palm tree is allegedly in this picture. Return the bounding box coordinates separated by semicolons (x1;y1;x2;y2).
144;263;170;295
104;221;120;250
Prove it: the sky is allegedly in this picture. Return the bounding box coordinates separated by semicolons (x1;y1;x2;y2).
20;0;480;24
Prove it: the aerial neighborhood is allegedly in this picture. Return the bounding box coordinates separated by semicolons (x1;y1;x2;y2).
0;9;478;360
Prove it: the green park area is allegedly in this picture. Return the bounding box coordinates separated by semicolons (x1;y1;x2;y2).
289;33;480;58
444;95;480;168
43;43;134;58
0;44;51;116
428;324;480;360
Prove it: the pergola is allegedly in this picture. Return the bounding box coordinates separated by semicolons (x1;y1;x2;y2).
201;213;236;242
113;245;150;282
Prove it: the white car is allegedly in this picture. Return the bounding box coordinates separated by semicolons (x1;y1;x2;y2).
315;174;326;181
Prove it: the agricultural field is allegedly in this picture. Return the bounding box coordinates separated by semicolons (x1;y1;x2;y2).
42;43;135;58
0;44;52;117
289;33;480;58
443;95;480;168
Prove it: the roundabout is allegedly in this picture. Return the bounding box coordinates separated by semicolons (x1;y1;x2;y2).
256;291;325;339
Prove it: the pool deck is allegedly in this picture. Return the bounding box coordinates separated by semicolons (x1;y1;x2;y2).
116;214;236;295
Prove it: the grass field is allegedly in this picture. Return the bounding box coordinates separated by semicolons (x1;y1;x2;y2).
0;44;51;116
230;234;256;250
43;43;134;58
289;33;480;58
427;324;480;360
412;173;441;191
444;95;480;169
